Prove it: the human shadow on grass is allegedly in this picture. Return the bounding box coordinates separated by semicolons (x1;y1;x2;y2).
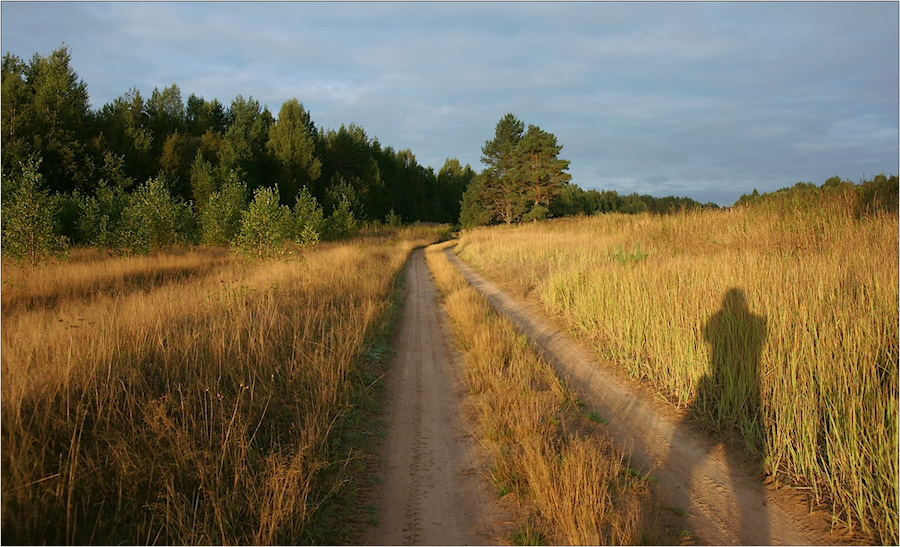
674;288;770;544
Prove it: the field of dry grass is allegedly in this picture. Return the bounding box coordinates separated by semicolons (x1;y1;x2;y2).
1;226;445;544
456;189;898;543
426;241;662;545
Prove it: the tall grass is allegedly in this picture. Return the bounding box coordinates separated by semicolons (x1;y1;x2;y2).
457;190;898;543
1;226;444;544
0;247;233;313
426;242;649;545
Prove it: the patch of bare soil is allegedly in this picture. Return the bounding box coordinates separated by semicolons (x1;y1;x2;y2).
359;248;515;546
446;246;853;546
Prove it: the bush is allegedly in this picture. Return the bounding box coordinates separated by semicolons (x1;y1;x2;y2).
291;186;325;246
120;177;193;254
79;182;131;250
385;208;403;228
200;173;247;246
235;185;292;259
325;194;359;240
857;173;898;217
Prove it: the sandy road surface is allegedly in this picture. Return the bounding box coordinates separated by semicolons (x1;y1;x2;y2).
361;248;511;546
446;246;847;546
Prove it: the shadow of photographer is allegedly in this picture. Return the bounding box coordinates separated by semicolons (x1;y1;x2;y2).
678;287;770;543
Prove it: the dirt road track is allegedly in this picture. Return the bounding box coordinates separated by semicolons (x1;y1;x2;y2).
446;246;847;546
361;248;512;545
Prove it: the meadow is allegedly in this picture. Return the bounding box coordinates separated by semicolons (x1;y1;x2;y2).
456;187;898;543
1;226;445;544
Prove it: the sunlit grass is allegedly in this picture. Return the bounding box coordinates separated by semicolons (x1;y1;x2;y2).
456;190;898;543
1;226;445;544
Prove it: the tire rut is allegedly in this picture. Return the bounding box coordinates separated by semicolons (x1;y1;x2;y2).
360;248;512;545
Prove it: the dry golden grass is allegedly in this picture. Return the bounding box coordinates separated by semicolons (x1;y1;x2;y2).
426;241;648;545
1;226;445;544
456;189;898;543
1;246;233;314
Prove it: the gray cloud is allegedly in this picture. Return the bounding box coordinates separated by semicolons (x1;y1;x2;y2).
1;1;896;205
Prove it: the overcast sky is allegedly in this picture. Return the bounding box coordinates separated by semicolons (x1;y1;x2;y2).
2;2;897;205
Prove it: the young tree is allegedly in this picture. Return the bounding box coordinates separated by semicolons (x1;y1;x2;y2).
120;176;192;254
190;150;218;213
291;186;325;246
1;157;66;264
200;172;247;246
235;185;292;259
326;193;359;240
79;181;131;250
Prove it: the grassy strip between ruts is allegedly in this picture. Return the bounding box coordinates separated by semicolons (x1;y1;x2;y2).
1;225;446;544
425;240;681;545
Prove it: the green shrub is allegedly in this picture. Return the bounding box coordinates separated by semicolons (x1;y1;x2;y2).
857;173;898;217
235;185;292;259
120;177;193;254
326;194;359;240
200;174;247;246
79;182;131;250
291;186;325;246
1;157;67;264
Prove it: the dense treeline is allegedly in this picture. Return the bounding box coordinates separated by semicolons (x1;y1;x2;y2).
549;184;716;217
2;46;473;261
736;174;899;217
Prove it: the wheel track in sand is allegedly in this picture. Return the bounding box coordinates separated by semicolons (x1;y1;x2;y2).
360;248;513;545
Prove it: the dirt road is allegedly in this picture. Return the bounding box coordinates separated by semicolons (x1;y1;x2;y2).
361;248;511;545
445;246;847;546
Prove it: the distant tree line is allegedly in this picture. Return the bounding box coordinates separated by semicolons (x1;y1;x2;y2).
2;46;474;261
736;174;899;217
548;184;716;218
